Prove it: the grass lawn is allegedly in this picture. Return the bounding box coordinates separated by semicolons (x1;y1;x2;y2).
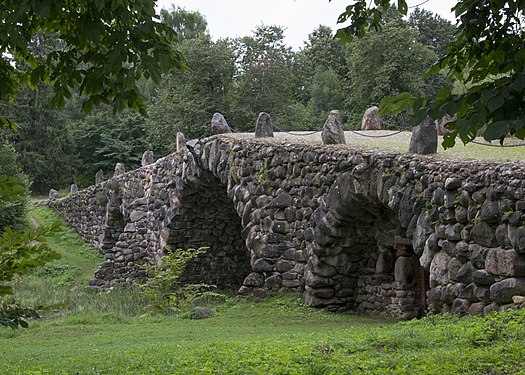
2;201;524;374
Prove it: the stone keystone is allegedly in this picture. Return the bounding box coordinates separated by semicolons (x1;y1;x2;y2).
361;106;381;130
255;112;274;138
409;117;437;154
211;112;232;135
322;110;346;145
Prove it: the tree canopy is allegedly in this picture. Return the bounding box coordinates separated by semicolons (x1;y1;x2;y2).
334;0;525;147
0;0;184;121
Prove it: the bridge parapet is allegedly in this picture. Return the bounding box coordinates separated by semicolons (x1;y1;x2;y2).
52;134;525;317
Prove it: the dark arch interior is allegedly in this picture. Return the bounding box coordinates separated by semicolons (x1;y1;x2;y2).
165;172;251;290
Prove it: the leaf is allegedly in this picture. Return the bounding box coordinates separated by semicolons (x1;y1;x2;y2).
484;121;509;141
397;0;408;15
378;92;416;115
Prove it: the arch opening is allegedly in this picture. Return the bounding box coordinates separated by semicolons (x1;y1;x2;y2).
307;172;430;318
163;172;251;290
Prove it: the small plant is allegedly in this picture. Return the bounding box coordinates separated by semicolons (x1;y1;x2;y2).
139;246;221;313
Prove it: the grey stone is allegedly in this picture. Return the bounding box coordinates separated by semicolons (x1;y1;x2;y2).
211;112;232;135
114;163;125;176
409;117;437;154
456;262;476;284
508;225;525;254
95;170;104;184
361;106;381;130
141;150;154;167
255;112;274;138
394;256;413;283
451;298;470;314
472;269;497;286
485;248;525;277
176;132;186;152
471;222;496;247
468;302;486;315
490;278;525;303
49;189;59;200
321;110;346;145
243;272;264;287
253;259;274;272
190;306;213;319
376;251;394;274
430;251;451;287
70;184;78;196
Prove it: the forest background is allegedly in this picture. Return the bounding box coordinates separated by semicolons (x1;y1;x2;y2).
0;6;455;194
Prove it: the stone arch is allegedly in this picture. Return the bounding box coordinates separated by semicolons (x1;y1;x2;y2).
159;169;251;289
304;170;430;319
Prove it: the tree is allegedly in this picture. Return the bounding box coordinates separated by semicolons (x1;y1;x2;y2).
229;25;298;130
146;36;236;153
160;5;208;41
345;23;436;128
334;0;525;146
0;0;184;120
0;1;185;328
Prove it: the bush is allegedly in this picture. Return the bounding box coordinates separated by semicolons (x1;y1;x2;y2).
139;246;223;313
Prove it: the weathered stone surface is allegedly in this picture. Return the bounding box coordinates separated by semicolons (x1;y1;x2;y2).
243;272;264;287
176;132;186;152
394;256;413;283
430;251;452;288
485;248;525;277
255;112;274;138
321;110;346;145
211;112;232;135
361;106;381;130
114;163;125;176
190;306;213;319
508;225;525;254
70;184;78;196
50;131;525;319
409;117;437;154
472;269;497;286
95;170;104;184
451;298;470;314
49;189;59;199
490;278;525;303
141;150;154;167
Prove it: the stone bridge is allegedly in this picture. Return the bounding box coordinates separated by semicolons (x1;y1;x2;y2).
52;134;525;318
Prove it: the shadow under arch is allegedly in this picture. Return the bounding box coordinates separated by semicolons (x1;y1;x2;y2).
160;169;252;289
305;170;430;319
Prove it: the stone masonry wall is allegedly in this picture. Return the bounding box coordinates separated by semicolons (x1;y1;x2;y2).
52;134;525;318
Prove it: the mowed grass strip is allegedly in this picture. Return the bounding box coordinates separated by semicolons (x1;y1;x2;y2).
1;301;524;374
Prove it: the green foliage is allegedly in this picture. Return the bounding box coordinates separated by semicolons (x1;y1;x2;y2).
139;246;218;313
346;23;436;128
0;0;185;118
0;223;61;328
336;0;525;146
160;5;208;41
0;141;28;231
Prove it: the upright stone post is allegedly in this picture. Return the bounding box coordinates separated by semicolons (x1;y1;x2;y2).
321;110;346;145
95;170;104;185
48;189;59;200
409;117;437;154
176;132;186;152
114;163;125;177
255;112;274;138
211;112;232;135
70;184;78;196
141;150;154;167
361;106;381;130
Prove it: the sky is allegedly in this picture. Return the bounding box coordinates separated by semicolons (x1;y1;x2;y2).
155;0;457;50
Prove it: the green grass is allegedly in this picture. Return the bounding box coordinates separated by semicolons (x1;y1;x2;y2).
269;131;525;162
2;206;525;374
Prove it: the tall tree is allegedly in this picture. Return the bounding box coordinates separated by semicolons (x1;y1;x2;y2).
160;5;208;41
146;36;236;154
345;23;436;127
229;25;298;131
335;0;525;146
